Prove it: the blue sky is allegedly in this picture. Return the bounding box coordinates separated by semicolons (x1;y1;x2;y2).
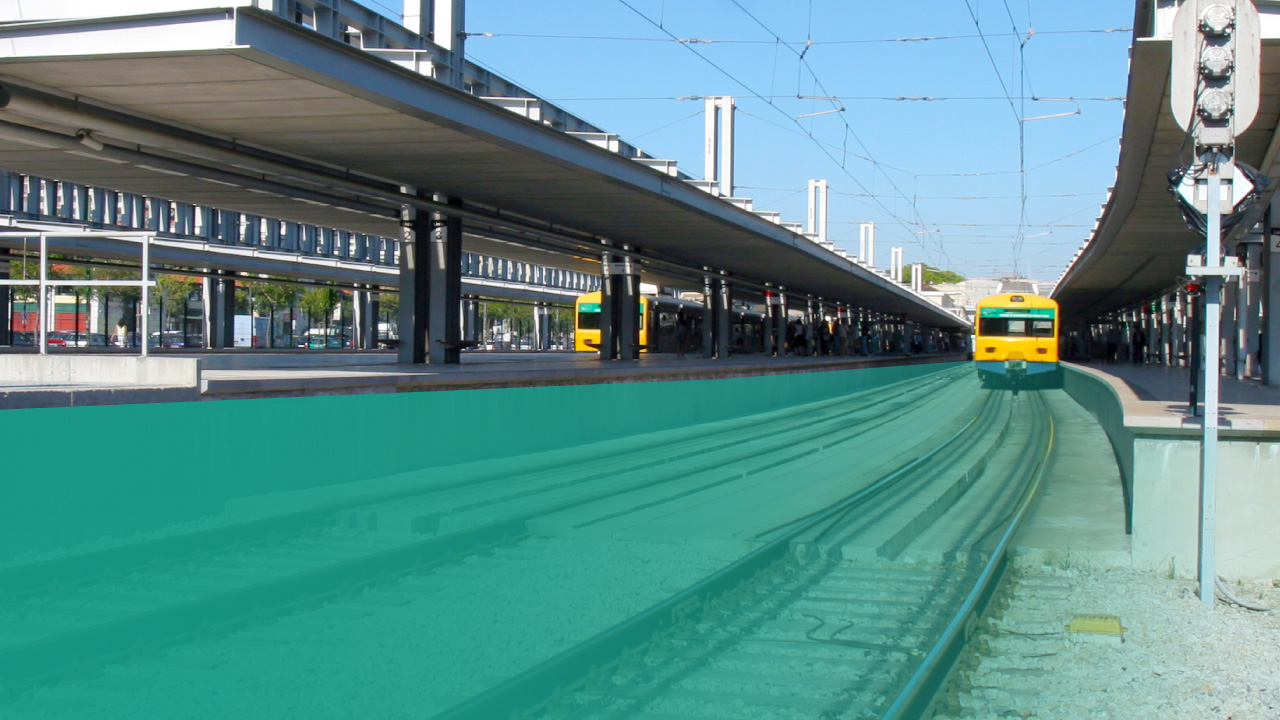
376;1;1136;282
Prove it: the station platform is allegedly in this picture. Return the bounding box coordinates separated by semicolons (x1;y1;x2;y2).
1059;361;1280;580
1066;361;1280;432
0;351;969;408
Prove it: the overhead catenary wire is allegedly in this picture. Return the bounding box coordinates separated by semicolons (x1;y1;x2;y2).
463;28;1132;46
612;0;938;260
723;0;952;267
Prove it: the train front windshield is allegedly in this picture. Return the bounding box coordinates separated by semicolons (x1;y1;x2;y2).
578;302;601;330
978;309;1055;338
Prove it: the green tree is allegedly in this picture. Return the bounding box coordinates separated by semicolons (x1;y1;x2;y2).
248;279;299;347
903;265;966;286
299;287;340;330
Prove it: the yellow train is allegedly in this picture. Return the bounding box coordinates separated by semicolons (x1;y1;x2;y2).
574;291;766;353
974;293;1061;388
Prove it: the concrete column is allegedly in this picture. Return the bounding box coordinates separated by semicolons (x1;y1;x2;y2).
701;276;715;359
431;0;466;90
715;278;731;359
0;248;10;346
397;207;430;364
202;272;235;349
1243;239;1263;378
428;195;463;365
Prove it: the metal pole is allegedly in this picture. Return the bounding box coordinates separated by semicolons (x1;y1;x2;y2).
141;233;149;358
37;234;46;355
1199;158;1222;607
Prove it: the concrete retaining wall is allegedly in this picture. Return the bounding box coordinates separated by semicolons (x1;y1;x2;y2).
1062;365;1135;532
1062;364;1280;580
0;355;200;387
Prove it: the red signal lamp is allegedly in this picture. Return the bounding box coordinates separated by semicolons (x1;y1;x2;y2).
1185;282;1203;296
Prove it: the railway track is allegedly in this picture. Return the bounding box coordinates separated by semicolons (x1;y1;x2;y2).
0;365;976;705
437;389;1055;720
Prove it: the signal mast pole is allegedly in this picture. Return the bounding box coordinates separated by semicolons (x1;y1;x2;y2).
1169;0;1260;606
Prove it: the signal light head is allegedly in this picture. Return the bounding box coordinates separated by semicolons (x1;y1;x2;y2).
1185;282;1203;296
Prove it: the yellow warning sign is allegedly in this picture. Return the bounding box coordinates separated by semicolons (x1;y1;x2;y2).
1066;614;1125;636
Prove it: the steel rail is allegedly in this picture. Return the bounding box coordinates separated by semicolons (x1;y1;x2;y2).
879;391;1057;720
431;404;985;720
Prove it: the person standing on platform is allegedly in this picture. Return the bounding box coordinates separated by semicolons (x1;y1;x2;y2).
1131;326;1147;365
835;319;848;356
1105;326;1120;363
673;308;689;358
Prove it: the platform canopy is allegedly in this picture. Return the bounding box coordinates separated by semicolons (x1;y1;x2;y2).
1053;0;1280;321
0;4;966;328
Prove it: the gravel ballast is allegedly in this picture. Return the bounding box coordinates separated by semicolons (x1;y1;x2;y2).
942;566;1280;720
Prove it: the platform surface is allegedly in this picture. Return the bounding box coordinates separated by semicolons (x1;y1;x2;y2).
194;351;966;398
1067;361;1280;432
0;350;967;407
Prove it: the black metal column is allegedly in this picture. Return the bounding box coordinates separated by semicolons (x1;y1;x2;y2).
598;252;616;360
0;248;10;346
715;278;732;359
428;195;464;365
204;272;235;349
702;275;715;359
462;298;478;343
397;207;430;364
804;299;815;356
774;292;788;357
354;287;376;350
367;291;381;349
616;255;640;361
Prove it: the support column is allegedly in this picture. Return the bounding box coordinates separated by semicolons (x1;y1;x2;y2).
368;291;380;350
534;303;551;351
1265;220;1280;384
462;298;478;343
428;195;463;365
598;252;616;360
0;248;9;346
715;278;731;359
615;255;640;361
1222;273;1238;374
1173;289;1187;367
202;272;235;349
354;287;378;350
803;299;815;357
397;205;430;364
702;276;715;359
1243;237;1263;378
599;251;640;360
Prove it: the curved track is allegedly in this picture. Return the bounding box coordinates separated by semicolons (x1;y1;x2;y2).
437;389;1054;720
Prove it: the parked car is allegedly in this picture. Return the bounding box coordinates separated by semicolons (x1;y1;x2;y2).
10;331;34;346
